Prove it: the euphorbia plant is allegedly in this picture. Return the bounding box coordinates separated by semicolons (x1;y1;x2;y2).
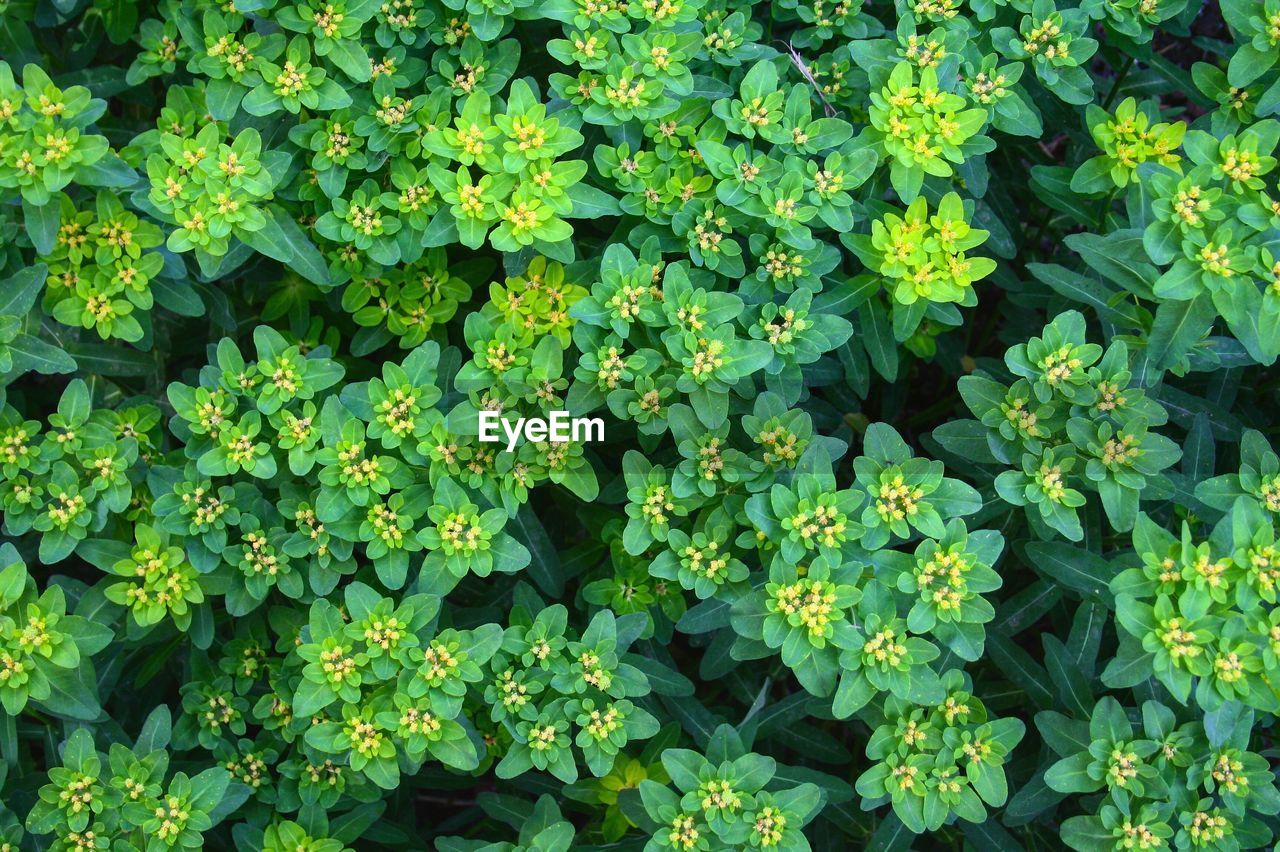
5;0;1280;848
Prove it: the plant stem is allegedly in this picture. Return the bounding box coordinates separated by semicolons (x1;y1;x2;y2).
1096;186;1120;230
1103;55;1135;111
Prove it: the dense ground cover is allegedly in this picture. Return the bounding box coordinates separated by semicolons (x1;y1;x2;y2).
0;0;1279;848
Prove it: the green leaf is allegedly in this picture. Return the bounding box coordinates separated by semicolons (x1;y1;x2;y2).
64;343;155;376
238;208;331;287
859;299;898;381
152;279;205;317
9;333;77;375
37;664;102;721
23;198;60;255
868;811;914;849
136;705;172;753
189;767;232;813
0;264;47;318
1004;769;1065;826
1043;635;1093;718
1027;263;1142;327
565;182;622;218
1022;542;1117;603
507;506;562;597
1145;294;1215;375
986;635;1053;708
292;678;336;717
1043;751;1100;794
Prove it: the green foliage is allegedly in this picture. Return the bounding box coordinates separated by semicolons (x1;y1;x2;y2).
1;0;1280;848
1043;698;1280;851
